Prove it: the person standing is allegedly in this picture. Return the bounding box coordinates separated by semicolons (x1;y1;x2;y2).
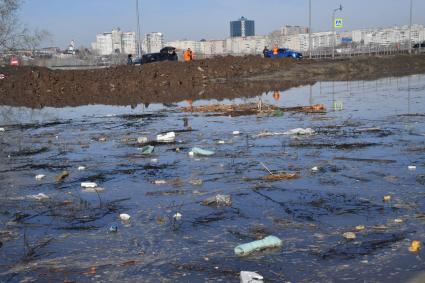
127;54;133;65
263;46;269;58
184;48;193;62
272;45;279;56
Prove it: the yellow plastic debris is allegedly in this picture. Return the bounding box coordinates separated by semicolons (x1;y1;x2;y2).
343;232;356;240
355;225;365;231
409;240;421;252
383;195;392;202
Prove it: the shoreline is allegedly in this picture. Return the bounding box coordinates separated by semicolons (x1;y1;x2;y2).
1;54;424;108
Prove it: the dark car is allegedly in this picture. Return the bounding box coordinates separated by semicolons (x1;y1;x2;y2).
140;46;178;64
0;72;9;80
265;48;303;60
413;41;425;49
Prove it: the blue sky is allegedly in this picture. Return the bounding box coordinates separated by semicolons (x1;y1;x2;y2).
19;0;425;48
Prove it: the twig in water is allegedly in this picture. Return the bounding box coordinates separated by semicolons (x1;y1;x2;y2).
260;162;274;175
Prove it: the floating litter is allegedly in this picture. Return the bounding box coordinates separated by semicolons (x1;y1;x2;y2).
383;195;392;202
191;147;215;156
137;136;148;144
173;212;182;221
29;193;50;200
35;174;45;180
355;225;365;231
119;213;131;221
343;232;356;240
409;240;421;252
81;182;98;188
157;132;175;143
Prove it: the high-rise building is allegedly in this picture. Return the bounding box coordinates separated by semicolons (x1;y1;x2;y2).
230;17;255;38
95;33;113;55
352;25;425;46
280;25;309;36
122;32;137;55
93;28;136;55
226;36;267;54
200;40;226;55
143;32;164;53
111;28;122;53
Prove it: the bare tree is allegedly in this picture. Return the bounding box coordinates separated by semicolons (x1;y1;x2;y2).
268;30;284;48
21;28;51;52
0;0;20;50
0;0;50;51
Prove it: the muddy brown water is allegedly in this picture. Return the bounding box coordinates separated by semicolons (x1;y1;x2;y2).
0;75;425;282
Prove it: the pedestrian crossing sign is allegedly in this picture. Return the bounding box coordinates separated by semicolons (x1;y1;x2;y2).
334;18;343;28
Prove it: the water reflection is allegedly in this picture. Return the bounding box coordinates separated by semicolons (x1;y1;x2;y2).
272;90;281;103
408;76;411;114
0;74;423;126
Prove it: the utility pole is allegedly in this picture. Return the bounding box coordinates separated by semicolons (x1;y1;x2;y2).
332;4;343;59
309;0;312;59
409;0;413;54
136;0;142;58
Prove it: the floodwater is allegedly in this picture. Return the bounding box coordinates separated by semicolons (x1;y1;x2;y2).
0;75;425;283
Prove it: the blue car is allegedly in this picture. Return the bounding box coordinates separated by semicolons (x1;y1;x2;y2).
265;48;303;60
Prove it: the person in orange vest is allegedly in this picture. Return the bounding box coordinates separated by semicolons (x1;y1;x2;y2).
272;45;279;56
272;90;281;102
184;48;193;62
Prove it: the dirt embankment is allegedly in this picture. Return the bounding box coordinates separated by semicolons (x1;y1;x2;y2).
1;54;425;108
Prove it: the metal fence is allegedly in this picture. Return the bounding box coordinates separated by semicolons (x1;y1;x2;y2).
1;54;127;70
179;44;425;61
308;44;425;59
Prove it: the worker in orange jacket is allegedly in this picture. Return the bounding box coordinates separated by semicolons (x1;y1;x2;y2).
184;48;193;62
272;45;279;56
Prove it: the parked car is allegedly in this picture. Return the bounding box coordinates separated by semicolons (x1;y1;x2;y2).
0;72;9;80
132;57;142;65
265;48;303;60
413;41;425;49
137;46;178;65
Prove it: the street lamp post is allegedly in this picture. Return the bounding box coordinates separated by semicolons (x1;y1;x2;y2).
136;0;142;58
332;4;343;59
409;0;413;54
309;0;312;59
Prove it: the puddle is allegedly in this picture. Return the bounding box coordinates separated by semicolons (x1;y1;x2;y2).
0;75;425;282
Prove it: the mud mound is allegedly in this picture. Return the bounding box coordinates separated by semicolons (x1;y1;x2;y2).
0;54;425;108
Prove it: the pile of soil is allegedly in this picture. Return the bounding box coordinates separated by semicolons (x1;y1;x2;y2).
1;54;425;108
